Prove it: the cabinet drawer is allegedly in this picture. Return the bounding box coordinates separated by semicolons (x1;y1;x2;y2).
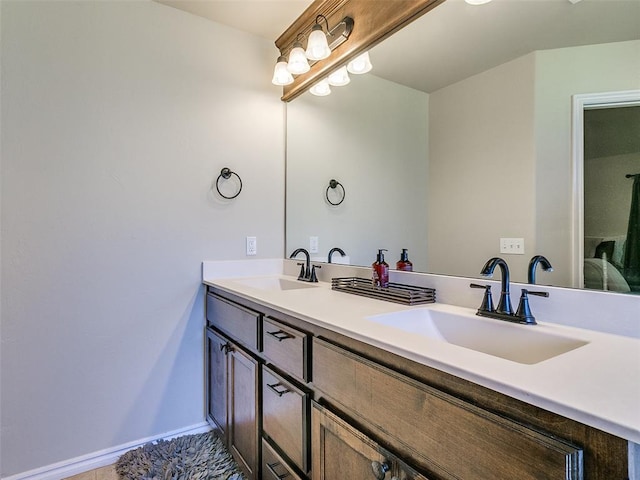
206;293;260;352
262;438;303;480
262;317;309;382
313;338;583;480
262;366;310;473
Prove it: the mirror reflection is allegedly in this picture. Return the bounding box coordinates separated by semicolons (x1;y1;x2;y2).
286;0;640;291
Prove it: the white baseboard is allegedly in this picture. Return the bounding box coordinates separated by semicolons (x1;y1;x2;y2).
2;422;212;480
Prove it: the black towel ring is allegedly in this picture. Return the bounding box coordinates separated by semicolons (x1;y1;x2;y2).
326;179;345;206
216;167;242;199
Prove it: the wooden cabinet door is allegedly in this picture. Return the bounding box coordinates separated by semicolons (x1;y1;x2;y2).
228;345;259;479
312;402;396;480
206;328;228;435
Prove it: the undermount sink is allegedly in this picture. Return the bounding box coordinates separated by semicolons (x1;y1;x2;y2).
366;307;588;364
233;277;318;291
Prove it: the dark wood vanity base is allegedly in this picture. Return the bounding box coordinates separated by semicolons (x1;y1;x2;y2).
205;286;628;480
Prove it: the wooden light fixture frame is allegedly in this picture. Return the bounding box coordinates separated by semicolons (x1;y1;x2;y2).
275;0;445;102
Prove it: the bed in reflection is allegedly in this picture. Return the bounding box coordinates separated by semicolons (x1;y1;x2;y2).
584;237;638;293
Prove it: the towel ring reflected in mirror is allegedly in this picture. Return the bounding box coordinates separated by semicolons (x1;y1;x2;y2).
215;167;243;199
326;179;345;206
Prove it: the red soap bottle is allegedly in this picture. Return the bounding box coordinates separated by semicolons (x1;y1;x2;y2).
396;249;413;272
372;249;389;287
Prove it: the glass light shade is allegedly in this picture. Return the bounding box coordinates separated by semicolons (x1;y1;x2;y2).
347;51;373;74
287;44;310;74
465;0;492;4
305;25;331;61
310;78;331;96
327;66;350;86
271;56;293;86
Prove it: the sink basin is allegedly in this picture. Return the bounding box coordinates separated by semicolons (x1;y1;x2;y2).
233;277;318;291
366;307;588;364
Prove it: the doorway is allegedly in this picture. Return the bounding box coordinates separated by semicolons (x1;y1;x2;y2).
572;91;640;292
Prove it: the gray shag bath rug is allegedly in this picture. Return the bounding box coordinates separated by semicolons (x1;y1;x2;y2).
116;431;245;480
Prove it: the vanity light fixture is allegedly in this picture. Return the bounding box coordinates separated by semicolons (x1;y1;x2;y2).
287;35;310;74
327;65;350;86
465;0;492;4
272;14;355;94
306;16;332;60
347;51;373;74
310;78;331;96
271;55;294;86
272;15;354;83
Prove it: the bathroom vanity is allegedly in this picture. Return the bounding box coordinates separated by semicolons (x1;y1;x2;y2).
203;262;638;480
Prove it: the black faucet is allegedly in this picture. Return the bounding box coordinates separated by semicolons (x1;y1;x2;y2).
289;248;321;282
480;257;513;315
290;248;310;280
328;247;346;263
472;257;548;325
528;255;553;284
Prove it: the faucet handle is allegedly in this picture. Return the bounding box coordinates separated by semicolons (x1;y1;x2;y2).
527;290;549;298
515;289;548;325
309;264;322;283
296;262;306;280
470;283;495;314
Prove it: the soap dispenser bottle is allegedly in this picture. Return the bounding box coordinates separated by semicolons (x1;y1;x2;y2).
396;249;413;272
372;249;389;287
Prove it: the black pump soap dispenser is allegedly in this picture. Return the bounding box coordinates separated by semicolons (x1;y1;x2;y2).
372;249;389;287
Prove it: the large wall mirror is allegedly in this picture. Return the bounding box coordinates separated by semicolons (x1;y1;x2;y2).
286;0;640;291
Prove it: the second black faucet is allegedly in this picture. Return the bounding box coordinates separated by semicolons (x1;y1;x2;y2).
290;248;321;282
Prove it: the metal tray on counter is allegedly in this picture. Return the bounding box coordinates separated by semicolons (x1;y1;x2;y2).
331;277;436;305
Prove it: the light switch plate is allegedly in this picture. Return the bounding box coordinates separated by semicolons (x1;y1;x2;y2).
310;236;319;254
246;236;257;256
500;237;524;255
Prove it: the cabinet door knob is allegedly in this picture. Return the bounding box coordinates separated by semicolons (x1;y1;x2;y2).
371;460;391;479
219;342;232;354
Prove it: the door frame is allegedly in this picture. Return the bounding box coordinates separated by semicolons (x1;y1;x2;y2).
571;90;640;288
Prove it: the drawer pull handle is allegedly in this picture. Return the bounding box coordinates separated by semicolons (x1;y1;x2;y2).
266;461;291;479
267;382;291;397
371;461;390;480
219;342;232;354
267;330;294;341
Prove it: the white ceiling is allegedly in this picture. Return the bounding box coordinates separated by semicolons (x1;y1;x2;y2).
155;0;640;93
154;0;313;41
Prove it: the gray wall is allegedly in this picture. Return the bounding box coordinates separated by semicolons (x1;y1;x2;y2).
428;53;536;282
585;152;639;241
0;1;283;476
427;40;640;286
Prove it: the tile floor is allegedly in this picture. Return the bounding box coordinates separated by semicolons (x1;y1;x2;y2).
63;464;118;480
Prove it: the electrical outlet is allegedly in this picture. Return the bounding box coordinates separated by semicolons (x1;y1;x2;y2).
500;237;524;255
246;236;257;256
310;236;319;254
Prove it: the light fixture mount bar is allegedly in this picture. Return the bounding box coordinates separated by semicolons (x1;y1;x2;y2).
327;16;354;50
275;0;445;102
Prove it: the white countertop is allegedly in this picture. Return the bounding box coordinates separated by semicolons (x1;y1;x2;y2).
204;270;640;444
